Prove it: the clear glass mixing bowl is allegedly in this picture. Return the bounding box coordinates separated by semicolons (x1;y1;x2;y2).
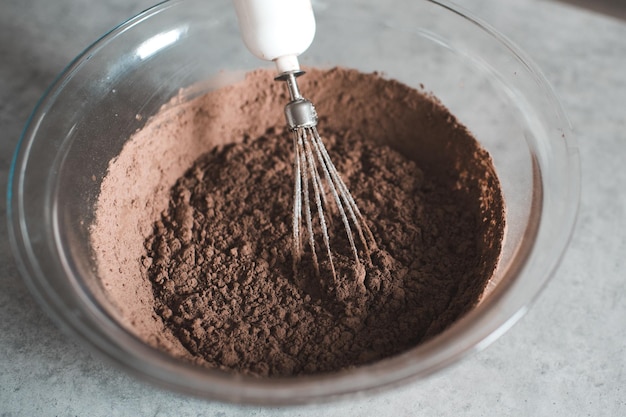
7;0;579;404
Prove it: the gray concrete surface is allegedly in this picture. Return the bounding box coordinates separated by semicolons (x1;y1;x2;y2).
1;0;625;415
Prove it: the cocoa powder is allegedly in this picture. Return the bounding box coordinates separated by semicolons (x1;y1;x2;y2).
92;67;505;377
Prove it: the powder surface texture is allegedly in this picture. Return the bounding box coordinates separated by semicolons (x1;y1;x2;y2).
92;67;505;377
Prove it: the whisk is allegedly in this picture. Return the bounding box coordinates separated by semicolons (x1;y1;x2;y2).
233;0;375;279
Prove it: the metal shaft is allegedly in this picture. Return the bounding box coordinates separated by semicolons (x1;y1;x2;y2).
276;71;318;130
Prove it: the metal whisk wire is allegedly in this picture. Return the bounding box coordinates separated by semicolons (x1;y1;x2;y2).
278;71;376;279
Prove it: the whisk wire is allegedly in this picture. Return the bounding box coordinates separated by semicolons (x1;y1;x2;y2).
300;127;337;280
314;128;376;260
296;129;320;277
292;132;303;273
308;126;360;265
281;70;375;280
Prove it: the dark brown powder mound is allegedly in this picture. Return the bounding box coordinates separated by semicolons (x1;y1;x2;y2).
144;92;504;377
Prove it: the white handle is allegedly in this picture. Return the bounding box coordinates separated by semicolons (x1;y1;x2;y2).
232;0;316;73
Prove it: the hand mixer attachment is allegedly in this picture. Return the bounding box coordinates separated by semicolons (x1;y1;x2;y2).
278;70;376;279
233;0;376;279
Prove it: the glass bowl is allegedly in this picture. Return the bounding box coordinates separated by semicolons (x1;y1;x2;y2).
7;0;579;404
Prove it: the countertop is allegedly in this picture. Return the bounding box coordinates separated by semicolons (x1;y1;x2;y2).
1;0;624;415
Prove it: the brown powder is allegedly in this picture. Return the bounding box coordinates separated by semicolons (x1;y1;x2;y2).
92;67;505;376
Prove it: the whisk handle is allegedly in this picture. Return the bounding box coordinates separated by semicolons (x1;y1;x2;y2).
232;0;316;74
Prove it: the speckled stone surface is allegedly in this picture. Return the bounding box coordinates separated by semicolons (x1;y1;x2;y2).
1;0;625;415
